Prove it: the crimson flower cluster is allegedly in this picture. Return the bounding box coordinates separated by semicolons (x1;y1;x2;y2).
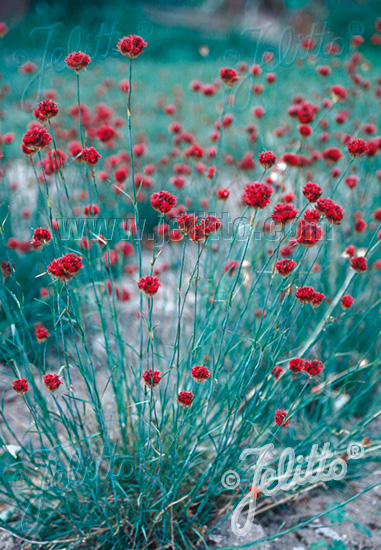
191;365;210;383
275;410;289;427
65;51;91;71
220;67;238;87
347;138;367;157
303;182;322;203
304;360;325;377
271;204;299;226
35;326;50;343
350;256;367;272
43;373;63;392
13;378;28;395
34;99;58;123
258;150;277;169
176;213;199;235
275;259;297;277
32;227;51;248
84;204;100;217
296;286;325;307
178;391;194;408
79;146;101;166
296;220;324;248
341;295;355;309
48;253;84;281
151;191;177;214
117;35;147;58
316;198;344;225
142;369;162;388
289;358;305;373
242;182;273;209
138;275;161;297
22;127;51;152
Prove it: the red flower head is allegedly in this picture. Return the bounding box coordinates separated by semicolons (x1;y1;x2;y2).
96;125;117;143
1;260;14;280
341;295;355;309
32;227;51;248
275;409;289;427
259;150;277;169
289;358;305;373
22;127;51;152
178;391;194;408
0;22;9;38
304;360;324;377
43;373;63;392
34;99;58;123
272;366;284;379
189;222;207;242
35;326;50;343
191;365;210;383
138;275;161;297
282;153;299;167
151;191;177;214
187;143;204;158
312;292;325;308
79;147;101;167
322;147;343;165
271;204;299;226
304;209;320;225
13;378;28;395
220;67;238;87
296;220;324;248
242;182;273;209
331;85;347;101
298;124;312;139
224;259;240;276
316;198;344;225
142;369;162;388
275;259;297;277
204;215;221;236
296;286;316;305
217;188;230;201
347;138;367;157
83;204;100;218
45;149;67;173
48;253;83;281
176;213;199;235
303;182;322;203
65;51;91;72
350;256;367;273
117;35;147;58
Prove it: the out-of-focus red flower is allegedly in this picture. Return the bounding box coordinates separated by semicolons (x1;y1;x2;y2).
220;67;238;87
275;409;289;427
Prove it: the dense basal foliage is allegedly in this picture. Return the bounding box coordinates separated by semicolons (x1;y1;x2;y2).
0;21;380;550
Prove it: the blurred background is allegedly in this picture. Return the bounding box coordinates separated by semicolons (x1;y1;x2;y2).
0;0;380;62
